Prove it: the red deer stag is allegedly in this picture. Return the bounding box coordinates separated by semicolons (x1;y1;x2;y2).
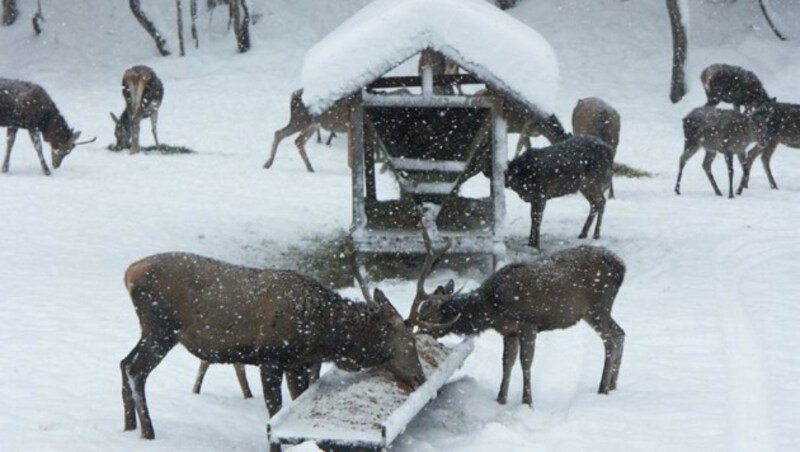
505;135;614;249
120;252;424;440
674;106;756;198
1;78;91;175
110;65;164;153
410;245;626;407
572;97;621;198
264;89;353;172
738;101;800;194
701;64;769;113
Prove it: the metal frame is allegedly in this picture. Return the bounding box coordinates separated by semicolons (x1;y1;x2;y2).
349;77;507;267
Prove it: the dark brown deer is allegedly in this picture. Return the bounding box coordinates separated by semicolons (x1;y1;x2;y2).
505;135;614;249
701;64;770;113
572;97;621;198
264;89;353;172
1;78;88;175
738;101;800;194
110;65;164;153
674;106;756;198
410;245;626;407
121;252;425;440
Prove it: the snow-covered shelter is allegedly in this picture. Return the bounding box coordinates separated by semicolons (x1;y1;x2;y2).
300;0;559;266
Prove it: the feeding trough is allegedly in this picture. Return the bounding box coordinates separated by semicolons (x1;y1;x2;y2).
267;335;474;450
297;0;559;270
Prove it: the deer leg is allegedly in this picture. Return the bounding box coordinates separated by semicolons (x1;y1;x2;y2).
675;140;700;195
583;311;625;394
761;143;779;190
234;364;253;399
519;326;538;407
2;127;18;173
192;360;211;394
259;363;284;417
325;131;336;146
150;110;160;148
702;151;722;196
497;335;519;405
120;333;177;439
264;122;309;169
316;128;322;143
528;198;546;249
28;130;51;175
294;126;317;172
285;363;317;400
738;144;763;194
130;119;142;154
579;188;606;240
724;152;735;199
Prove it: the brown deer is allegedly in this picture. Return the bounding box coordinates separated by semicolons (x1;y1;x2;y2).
110;65;164;153
572;97;621;198
674;106;756;198
120;252;425;440
738;101;800;194
410;245;626;407
505;135;614;249
263;89;354;172
1;78;90;175
701;64;770;113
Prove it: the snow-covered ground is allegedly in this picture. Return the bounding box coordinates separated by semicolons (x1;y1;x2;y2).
2;0;800;451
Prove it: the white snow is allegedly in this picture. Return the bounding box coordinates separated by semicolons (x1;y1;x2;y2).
2;1;800;452
300;0;559;115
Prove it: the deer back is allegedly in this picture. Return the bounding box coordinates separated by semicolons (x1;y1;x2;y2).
572;97;620;149
683;106;757;153
122;65;163;119
701;64;769;109
506;135;613;201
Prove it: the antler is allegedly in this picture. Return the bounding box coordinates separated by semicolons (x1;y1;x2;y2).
351;253;375;304
75;136;98;146
406;225;452;326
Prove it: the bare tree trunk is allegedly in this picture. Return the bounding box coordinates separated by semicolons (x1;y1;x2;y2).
759;0;788;41
177;0;185;56
190;0;199;48
2;0;18;26
129;0;171;56
667;0;687;103
229;0;250;53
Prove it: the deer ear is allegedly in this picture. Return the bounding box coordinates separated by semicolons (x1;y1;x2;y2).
110;112;119;123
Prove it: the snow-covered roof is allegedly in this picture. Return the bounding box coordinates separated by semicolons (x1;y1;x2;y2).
300;0;559;115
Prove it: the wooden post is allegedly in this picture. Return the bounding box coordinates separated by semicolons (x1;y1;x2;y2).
351;100;367;232
490;98;507;268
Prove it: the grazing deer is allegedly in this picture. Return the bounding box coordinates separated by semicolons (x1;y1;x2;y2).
121;252;425;440
1;78;90;175
738;101;800;194
410;244;626;407
110;65;164;153
701;64;770;113
264;89;353;172
674;106;756;198
572;97;621;198
505;135;614;249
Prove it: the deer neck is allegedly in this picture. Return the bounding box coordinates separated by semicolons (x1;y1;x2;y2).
323;301;388;367
443;291;492;336
41;111;71;147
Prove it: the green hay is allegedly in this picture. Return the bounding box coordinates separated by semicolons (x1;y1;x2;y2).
613;161;652;178
106;144;195;154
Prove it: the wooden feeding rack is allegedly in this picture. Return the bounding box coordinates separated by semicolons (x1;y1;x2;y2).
349;69;508;267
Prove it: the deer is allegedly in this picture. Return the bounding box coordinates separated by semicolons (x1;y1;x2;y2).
674;106;757;198
700;64;770;113
571;97;621;199
110;65;164;153
737;100;800;194
192;361;254;399
408;243;626;408
120;252;425;441
418;48;460;95
505;135;614;249
1;78;92;175
263;89;354;172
